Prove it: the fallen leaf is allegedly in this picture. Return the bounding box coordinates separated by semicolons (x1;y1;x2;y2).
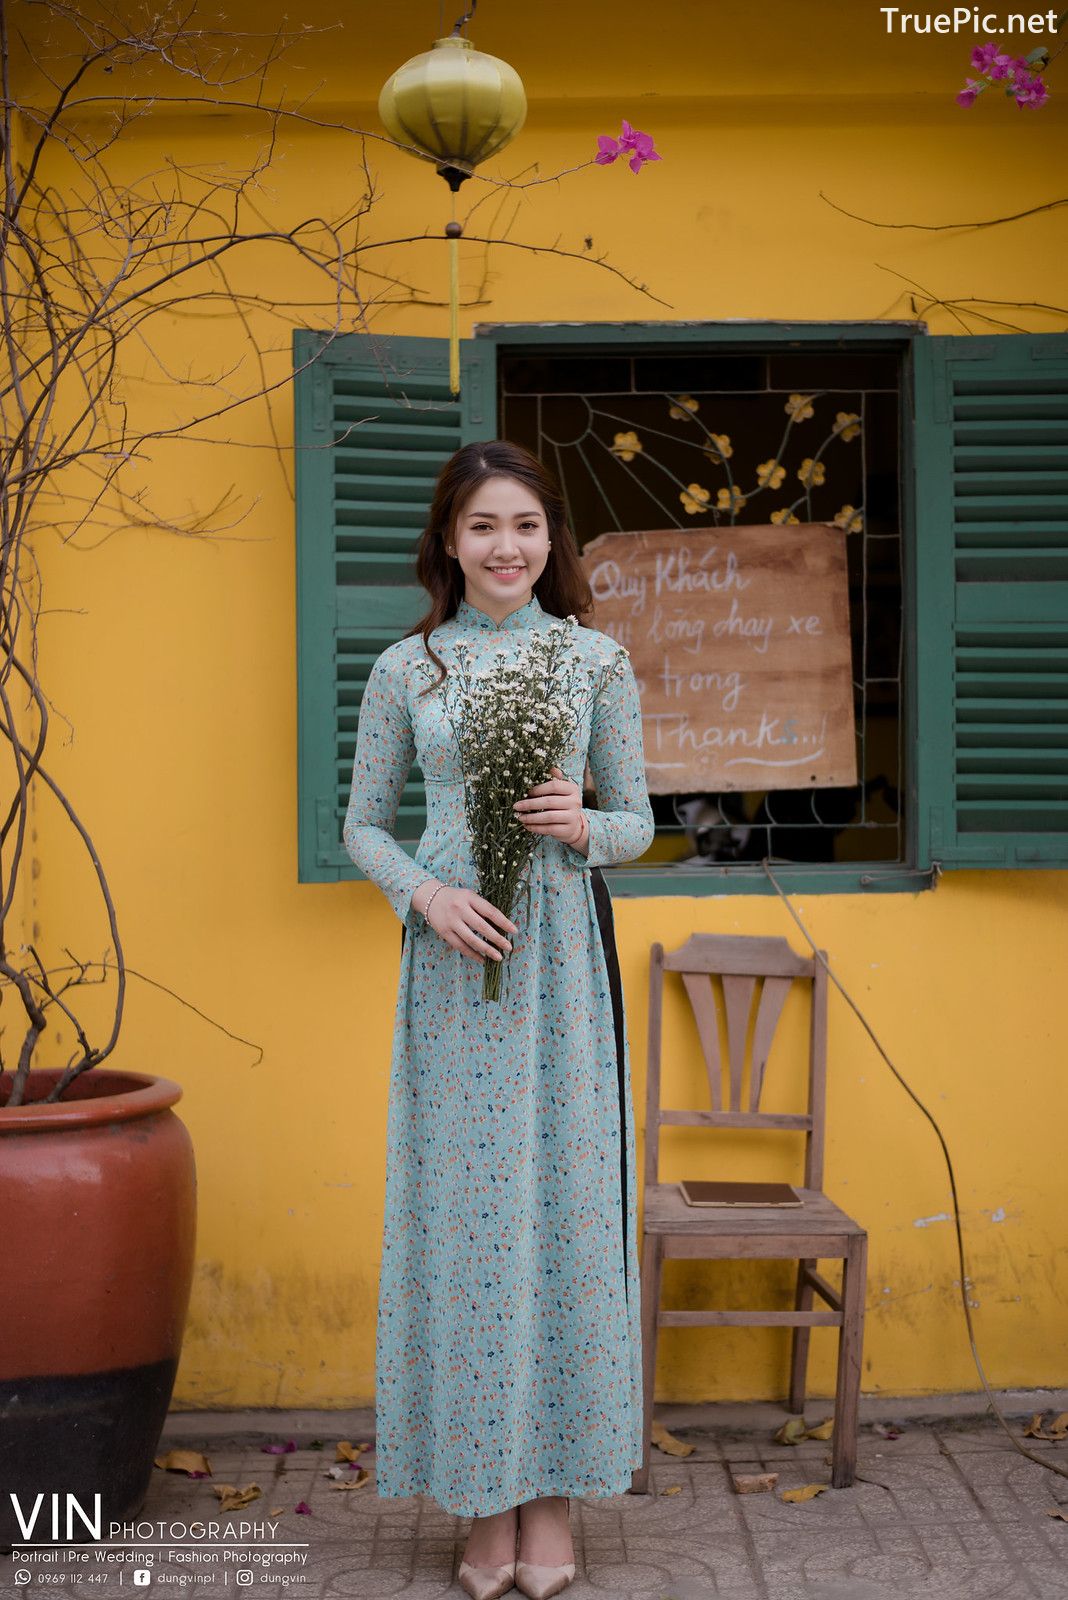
659;1484;683;1495
1046;1507;1068;1521
1024;1413;1054;1440
803;1419;834;1441
269;1507;285;1516
1047;1413;1068;1440
154;1450;213;1477
731;1472;779;1494
774;1417;809;1446
211;1484;261;1512
651;1422;695;1457
781;1483;829;1503
872;1422;903;1440
335;1440;370;1462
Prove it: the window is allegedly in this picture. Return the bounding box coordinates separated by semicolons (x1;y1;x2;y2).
293;324;1068;891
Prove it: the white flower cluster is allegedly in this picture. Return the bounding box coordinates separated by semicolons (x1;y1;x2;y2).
411;620;629;983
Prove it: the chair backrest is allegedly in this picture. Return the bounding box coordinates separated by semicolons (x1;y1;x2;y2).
644;932;829;1192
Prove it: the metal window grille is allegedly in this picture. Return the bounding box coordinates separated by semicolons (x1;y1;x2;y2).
499;346;905;871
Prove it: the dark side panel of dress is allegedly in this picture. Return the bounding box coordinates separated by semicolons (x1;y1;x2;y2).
344;595;655;1517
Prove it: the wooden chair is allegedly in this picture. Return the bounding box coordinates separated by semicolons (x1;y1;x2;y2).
630;933;868;1493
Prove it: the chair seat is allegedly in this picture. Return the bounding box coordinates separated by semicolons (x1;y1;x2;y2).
643;1182;865;1245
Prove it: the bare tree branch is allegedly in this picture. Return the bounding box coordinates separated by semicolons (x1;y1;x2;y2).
820;189;1068;233
0;0;666;1103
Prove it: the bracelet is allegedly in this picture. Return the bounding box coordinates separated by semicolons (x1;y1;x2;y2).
421;881;446;925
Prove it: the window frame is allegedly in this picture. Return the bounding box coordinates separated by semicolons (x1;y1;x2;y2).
298;318;1061;895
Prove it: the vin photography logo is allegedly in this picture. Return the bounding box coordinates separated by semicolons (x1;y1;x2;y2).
6;1491;310;1581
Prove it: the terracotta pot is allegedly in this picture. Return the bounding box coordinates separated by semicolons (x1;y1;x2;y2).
0;1070;196;1551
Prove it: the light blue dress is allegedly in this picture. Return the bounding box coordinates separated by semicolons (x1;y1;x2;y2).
343;593;655;1518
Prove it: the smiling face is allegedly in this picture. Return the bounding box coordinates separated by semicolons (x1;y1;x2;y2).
449;474;551;621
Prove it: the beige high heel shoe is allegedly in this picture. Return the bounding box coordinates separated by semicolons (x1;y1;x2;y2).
515;1495;575;1599
457;1510;519;1600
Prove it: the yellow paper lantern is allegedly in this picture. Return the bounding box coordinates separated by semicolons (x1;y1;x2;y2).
379;34;527;395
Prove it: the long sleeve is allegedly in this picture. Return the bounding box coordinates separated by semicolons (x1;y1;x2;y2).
565;647;655;871
343;647;432;929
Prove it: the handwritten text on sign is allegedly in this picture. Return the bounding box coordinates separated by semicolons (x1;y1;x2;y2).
582;526;857;793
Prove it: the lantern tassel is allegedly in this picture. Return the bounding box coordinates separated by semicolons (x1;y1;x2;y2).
448;232;460;397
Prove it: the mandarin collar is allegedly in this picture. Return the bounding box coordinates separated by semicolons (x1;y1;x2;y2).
454;592;544;633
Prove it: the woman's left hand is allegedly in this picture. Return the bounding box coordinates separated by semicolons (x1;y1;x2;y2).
513;765;588;848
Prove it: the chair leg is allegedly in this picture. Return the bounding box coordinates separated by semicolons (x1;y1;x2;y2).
629;1233;663;1494
831;1232;868;1489
788;1256;818;1414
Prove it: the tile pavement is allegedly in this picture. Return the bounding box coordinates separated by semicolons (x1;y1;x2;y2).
4;1400;1067;1600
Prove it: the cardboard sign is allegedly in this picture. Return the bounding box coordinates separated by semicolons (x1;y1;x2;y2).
582;526;857;794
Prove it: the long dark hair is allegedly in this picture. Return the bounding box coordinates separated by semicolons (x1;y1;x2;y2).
402;440;594;695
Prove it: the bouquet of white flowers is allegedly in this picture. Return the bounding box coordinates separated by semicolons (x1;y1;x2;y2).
414;615;630;1002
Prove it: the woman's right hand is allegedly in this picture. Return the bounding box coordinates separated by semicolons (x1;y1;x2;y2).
421;885;518;964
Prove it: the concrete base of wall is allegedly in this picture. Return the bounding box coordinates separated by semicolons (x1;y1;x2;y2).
161;1390;1068;1447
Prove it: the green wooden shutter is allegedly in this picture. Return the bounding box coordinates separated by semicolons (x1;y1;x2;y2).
913;332;1068;868
294;331;496;882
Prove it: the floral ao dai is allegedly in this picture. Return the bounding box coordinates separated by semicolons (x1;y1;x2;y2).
343;593;654;1516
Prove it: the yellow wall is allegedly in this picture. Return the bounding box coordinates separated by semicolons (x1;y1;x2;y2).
15;1;1068;1408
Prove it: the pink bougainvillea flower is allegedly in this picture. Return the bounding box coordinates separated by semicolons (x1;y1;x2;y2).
294;1500;313;1515
958;46;1049;109
1001;58;1049;108
595;118;662;173
261;1440;298;1454
971;42;1013;78
1013;72;1049;108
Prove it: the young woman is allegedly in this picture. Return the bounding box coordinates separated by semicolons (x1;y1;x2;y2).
343;441;654;1600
